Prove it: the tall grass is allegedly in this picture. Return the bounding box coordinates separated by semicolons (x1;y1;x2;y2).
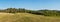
0;13;60;22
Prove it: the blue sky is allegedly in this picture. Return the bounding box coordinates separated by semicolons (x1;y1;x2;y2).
0;0;60;10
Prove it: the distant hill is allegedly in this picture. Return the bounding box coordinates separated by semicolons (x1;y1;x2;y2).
0;8;60;16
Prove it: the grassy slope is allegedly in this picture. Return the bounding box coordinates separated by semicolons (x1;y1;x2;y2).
0;13;60;22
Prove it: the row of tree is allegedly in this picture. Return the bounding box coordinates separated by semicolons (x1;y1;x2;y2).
0;8;60;16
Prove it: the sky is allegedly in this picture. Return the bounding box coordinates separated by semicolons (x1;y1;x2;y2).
0;0;60;10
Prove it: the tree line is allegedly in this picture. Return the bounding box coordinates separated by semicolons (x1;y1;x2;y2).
0;8;60;16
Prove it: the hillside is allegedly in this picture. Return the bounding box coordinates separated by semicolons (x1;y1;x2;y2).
0;13;60;22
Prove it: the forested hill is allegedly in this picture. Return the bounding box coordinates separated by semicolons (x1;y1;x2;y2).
0;8;60;16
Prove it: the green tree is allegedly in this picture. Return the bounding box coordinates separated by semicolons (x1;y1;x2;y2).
5;8;17;13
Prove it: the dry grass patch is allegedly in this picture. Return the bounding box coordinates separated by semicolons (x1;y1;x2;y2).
0;13;60;22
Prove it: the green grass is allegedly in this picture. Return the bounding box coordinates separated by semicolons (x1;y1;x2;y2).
0;13;60;22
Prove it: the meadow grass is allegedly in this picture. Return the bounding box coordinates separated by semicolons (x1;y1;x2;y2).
0;13;60;22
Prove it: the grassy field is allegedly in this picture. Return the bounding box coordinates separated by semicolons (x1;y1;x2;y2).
0;13;60;22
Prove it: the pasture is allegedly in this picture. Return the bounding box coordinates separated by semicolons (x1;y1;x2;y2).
0;13;60;22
